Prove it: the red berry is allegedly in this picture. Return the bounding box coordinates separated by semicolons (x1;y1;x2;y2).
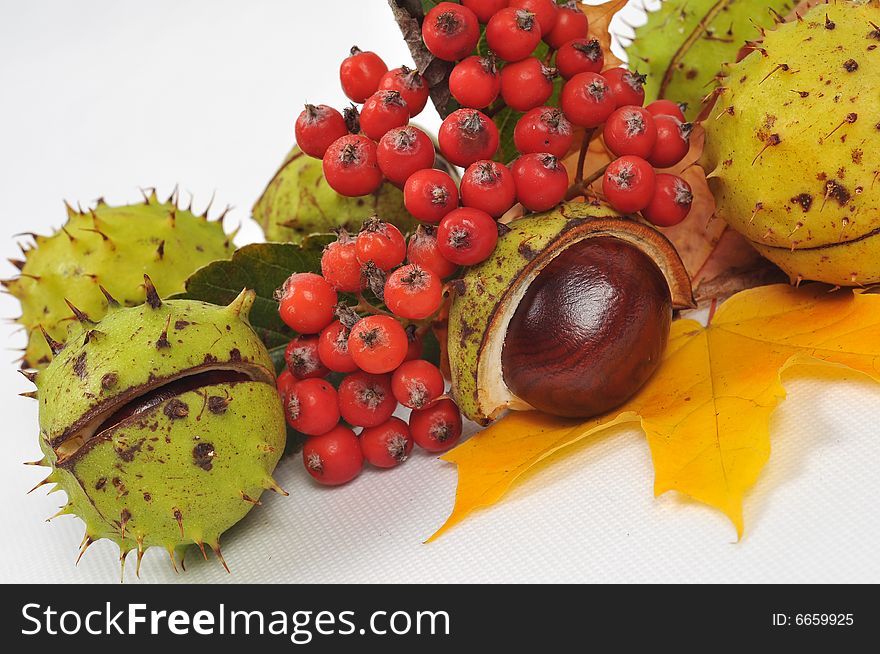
276;369;296;400
422;2;480;62
555;36;604;79
511;153;569;212
500;57;556;112
322;135;383;197
462;0;509;23
360;417;414;468
392;359;445;409
603;106;657;159
460;160;517;217
449;55;501;109
642;173;693;227
438;109;499;168
340;46;388;103
545;4;588;49
285;335;330;380
355;217;407;271
359;90;410;141
318;320;358;373
437;207;499;266
486;8;542;62
649;116;692;169
278;272;337;334
303;425;363;486
294;104;349;159
403;168;459;224
645;99;686;122
285;377;339;436
348;315;408;374
384;264;443;320
560;72;616;128
337;371;397;427
378;66;429;117
321;232;363;293
407;224;460;278
602;155;656;213
409;398;463;452
376;126;436;186
602;68;646;107
513;106;574;157
510;0;558;35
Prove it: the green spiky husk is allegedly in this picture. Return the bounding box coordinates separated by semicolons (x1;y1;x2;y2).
5;191;234;369
701;1;880;285
33;285;285;574
627;0;793;120
252;145;419;243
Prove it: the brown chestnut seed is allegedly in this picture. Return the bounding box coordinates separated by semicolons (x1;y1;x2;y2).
448;202;693;425
501;237;672;418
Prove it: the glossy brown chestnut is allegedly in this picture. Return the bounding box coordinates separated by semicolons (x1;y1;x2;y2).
501;237;672;418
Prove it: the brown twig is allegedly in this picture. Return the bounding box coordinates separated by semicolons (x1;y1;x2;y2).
484;99;507;118
355;294;394;318
566;161;609;200
573;128;595;184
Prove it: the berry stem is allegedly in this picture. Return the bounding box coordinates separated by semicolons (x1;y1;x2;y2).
355;294;395;319
414;295;450;336
565;161;610;201
484;98;507;118
573;127;595;185
543;47;556;66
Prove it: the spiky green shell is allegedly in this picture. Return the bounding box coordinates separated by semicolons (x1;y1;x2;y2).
448;201;693;425
627;0;793;119
5;192;234;369
252;145;419;242
702;2;880;286
33;286;285;574
37;286;274;441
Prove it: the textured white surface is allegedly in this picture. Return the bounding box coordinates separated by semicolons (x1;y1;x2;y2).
1;0;878;584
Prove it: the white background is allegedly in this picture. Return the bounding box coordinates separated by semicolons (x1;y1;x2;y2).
0;0;878;584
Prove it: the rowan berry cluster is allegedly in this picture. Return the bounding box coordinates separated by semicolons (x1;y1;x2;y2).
296;1;695;277
425;0;695;227
275;219;463;487
297;41;503;268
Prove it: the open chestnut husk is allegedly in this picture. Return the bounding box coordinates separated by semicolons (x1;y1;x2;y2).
502;237;671;418
447;201;693;425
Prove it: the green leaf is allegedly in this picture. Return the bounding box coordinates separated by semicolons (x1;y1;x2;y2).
421;326;442;367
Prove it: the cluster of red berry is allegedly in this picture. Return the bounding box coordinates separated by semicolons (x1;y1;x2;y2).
296;39;504;268
423;0;696;227
275;220;463;487
599;100;694;226
295;1;694;273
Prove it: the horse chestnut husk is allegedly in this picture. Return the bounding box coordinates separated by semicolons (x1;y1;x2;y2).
447;201;693;425
501;237;672;418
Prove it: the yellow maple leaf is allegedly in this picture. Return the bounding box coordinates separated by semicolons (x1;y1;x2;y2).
429;284;880;542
